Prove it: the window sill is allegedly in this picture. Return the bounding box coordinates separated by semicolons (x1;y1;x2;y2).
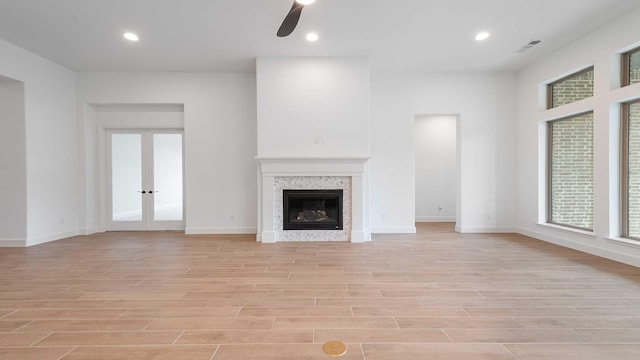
536;222;596;237
606;236;640;248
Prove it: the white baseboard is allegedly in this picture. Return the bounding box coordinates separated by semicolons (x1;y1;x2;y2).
78;228;100;236
0;239;26;247
517;227;640;268
260;231;276;243
185;227;257;235
351;231;372;243
371;226;417;234
455;225;516;233
416;216;456;222
27;230;79;246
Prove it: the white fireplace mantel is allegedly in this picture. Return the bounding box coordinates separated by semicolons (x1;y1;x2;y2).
256;156;371;243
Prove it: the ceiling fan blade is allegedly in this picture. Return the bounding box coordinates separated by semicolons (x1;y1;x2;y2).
277;1;305;37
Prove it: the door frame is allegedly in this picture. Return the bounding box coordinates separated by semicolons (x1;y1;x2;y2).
99;127;185;232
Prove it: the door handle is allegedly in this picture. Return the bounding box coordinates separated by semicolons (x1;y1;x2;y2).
137;191;146;194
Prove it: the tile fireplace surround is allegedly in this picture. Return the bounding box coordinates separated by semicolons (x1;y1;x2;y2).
256;157;371;243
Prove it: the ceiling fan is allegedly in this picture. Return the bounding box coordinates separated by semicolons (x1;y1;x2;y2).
277;0;316;37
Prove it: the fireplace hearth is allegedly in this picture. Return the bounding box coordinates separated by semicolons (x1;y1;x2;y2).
283;189;343;230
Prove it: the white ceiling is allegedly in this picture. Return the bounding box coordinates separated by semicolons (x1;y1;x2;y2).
0;0;638;73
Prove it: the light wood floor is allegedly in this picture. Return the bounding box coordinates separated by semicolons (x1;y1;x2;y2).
2;223;640;359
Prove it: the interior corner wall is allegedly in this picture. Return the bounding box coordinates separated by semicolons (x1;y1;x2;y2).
0;76;26;245
516;5;640;267
0;38;78;246
76;72;257;235
370;72;517;234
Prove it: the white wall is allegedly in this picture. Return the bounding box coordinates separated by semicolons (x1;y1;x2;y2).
415;115;457;222
516;6;640;267
370;72;517;233
0;38;77;246
256;57;370;157
0;76;26;244
76;72;257;235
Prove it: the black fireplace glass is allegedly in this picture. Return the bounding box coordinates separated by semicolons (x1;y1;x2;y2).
283;189;343;230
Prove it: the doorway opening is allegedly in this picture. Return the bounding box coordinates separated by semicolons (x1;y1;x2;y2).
415;114;458;224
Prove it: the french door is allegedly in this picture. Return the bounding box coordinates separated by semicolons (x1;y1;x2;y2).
107;130;184;231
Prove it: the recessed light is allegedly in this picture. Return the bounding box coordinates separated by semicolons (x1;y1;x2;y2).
296;0;316;5
475;32;490;41
123;32;139;42
306;32;319;42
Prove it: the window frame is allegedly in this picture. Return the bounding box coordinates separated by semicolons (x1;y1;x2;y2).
547;67;594;109
622;46;640;87
621;100;640;241
546;111;595;232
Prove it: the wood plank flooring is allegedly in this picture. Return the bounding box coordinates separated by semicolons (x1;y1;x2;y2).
1;223;640;359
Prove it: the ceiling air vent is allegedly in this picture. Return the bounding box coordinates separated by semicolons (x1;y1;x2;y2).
517;40;542;53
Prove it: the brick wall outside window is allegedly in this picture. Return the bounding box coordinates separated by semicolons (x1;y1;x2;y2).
549;113;594;230
631;68;640;86
551;69;594;108
628;102;640;238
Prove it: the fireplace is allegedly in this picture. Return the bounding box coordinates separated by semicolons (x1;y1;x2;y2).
283;189;343;230
256;157;370;243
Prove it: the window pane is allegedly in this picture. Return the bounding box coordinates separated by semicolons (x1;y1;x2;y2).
153;134;183;221
112;134;142;221
628;103;640;238
549;112;594;230
630;50;640;86
550;68;594;108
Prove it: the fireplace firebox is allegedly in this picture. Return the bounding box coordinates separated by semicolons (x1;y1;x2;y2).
283;189;343;230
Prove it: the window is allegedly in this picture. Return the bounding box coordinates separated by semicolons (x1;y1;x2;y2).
548;67;594;109
622;101;640;240
622;47;640;87
547;112;594;231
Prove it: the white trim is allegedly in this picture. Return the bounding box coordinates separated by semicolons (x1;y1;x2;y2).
416;216;456;222
185;227;257;235
606;237;640;248
518;227;640;268
455;226;516;233
257;157;370;176
0;239;26;247
351;231;372;242
256;156;370;161
371;226;417;234
78;228;99;236
536;222;596;237
26;230;78;247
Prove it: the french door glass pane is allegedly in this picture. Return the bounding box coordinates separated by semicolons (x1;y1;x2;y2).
112;134;142;221
153;134;183;221
628;103;640;238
